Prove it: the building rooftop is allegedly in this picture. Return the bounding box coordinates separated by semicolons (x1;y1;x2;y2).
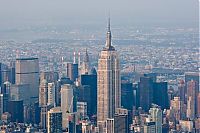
16;57;38;61
49;107;62;113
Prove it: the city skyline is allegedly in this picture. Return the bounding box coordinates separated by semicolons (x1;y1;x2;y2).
0;1;199;133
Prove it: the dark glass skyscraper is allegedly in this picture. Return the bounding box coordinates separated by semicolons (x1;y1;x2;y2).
80;73;97;117
8;100;24;123
121;80;133;111
138;76;153;112
153;82;169;110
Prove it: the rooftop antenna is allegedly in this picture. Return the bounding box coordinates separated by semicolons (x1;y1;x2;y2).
106;13;112;48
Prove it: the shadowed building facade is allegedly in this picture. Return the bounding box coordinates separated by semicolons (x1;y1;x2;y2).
15;58;39;100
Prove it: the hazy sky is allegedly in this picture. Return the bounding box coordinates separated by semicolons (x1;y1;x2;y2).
0;0;198;27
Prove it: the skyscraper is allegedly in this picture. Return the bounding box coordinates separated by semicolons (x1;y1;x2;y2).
114;108;129;133
47;107;62;133
138;76;153;112
170;97;186;121
178;80;186;103
15;58;39;99
39;79;48;107
81;49;90;75
0;94;3;117
76;85;92;117
80;73;97;117
77;102;87;120
121;80;133;111
149;105;162;133
97;18;121;131
66;63;78;82
186;80;198;120
40;71;59;83
61;84;74;130
185;72;199;90
153;82;169;110
7;100;24;123
10;84;30;105
143;122;156;133
198;93;200;117
47;82;55;106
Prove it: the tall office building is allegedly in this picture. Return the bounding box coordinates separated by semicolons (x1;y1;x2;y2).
81;49;90;75
40;84;56;132
47;107;62;133
7;100;24;123
114;108;129;133
10;84;30;105
170;97;186;121
9;61;16;84
56;76;73;106
61;84;74;130
2;81;11;95
143;122;156;133
1;81;11;113
40;106;48;130
186;80;198;120
47;82;55;106
121;80;133;111
0;63;15;85
15;58;39;99
0;64;10;86
178;80;186;103
39;79;48;107
97;19;121;131
61;84;74;113
66;63;78;82
80;73;97;117
77;102;87;120
0;94;3;117
185;72;199;89
40;71;59;83
153;82;169;110
76;85;92;117
138;76;153;112
198;93;200;117
149;106;162;133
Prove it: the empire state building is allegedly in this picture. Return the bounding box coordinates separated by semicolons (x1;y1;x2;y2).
97;18;121;131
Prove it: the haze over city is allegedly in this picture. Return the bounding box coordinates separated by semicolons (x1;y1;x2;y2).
0;0;199;133
0;0;198;40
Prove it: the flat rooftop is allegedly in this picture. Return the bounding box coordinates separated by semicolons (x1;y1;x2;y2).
16;57;38;61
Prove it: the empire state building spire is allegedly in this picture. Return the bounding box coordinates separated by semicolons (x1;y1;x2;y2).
105;17;113;50
97;17;121;132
